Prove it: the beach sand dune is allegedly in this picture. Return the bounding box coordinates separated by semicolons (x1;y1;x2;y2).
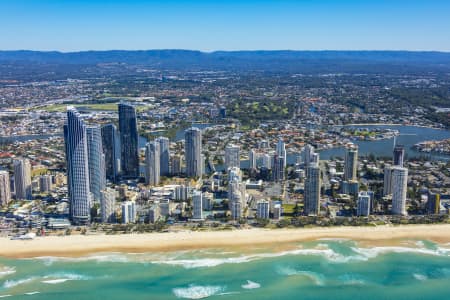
1;224;450;258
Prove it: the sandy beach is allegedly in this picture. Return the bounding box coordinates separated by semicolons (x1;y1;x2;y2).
1;224;450;258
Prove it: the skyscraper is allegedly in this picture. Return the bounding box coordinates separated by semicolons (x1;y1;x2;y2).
271;154;285;181
101;123;120;183
303;144;315;167
0;170;11;207
344;145;358;181
145;141;160;186
64;107;92;224
184;127;203;178
393;145;405;167
121;201;136;224
391;166;408;215
87;126;106;202
192;190;203;219
13;158;32;200
304;163;321;216
170;154;182;176
39;175;53;193
101;188;116;223
119;103;139;178
256;200;270;219
225;144;240;170
357;191;371;216
249;149;257;170
276;138;287;168
155;136;170;177
383;164;394;196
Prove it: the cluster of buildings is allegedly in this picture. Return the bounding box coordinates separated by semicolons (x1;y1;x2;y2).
1;99;449;232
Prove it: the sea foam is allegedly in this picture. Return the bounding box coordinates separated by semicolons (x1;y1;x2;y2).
41;272;90;284
413;273;428;281
3;277;37;289
241;280;261;289
277;267;325;286
0;267;16;278
172;284;225;299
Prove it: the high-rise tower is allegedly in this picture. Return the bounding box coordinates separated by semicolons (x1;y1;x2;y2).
393;145;405;167
304;163;321;216
13;158;32;200
145;141;160;186
87;126;106;202
344;145;358;181
64;107;92;224
119;103;139;178
0;170;11;207
225;144;240;170
184;127;203;178
156;136;170;176
101;123;120;182
391;166;408;215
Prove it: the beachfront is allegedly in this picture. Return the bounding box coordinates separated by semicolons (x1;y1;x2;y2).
1;224;450;258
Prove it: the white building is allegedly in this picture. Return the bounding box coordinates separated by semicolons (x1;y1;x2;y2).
304;163;321;216
276;138;287;168
383;164;394;196
225;144;240;170
149;204;161;223
121;201;136;223
0;170;11;207
230;201;242;220
357;191;371;216
391;166;408;215
13;158;32;200
192;190;203;220
256;200;270;219
101;188;116;223
145;141;160;186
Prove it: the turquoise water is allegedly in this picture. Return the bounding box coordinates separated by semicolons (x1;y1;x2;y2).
1;239;450;299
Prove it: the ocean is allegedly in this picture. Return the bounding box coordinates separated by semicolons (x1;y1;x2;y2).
1;239;450;299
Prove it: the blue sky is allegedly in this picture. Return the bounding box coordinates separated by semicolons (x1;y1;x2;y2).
0;0;449;52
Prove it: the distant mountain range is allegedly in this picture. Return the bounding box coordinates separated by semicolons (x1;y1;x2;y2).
1;50;450;75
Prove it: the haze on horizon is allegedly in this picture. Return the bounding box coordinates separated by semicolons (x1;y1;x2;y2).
0;0;449;52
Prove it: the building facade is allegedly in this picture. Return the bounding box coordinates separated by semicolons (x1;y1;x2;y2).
184;127;203;178
145;141;160;186
225;144;240;170
87;126;106;202
13;158;32;200
156;136;170;176
304;163;321;216
0;170;11;207
391;166;408;215
64;107;92;224
118;103;139;178
101;123;120;183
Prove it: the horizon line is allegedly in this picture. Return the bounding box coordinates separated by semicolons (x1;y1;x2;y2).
1;49;450;54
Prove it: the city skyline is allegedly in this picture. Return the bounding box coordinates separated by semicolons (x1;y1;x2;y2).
1;0;450;52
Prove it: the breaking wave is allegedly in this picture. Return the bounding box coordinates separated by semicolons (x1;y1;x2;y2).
3;277;37;289
172;285;225;299
0;267;16;278
241;280;260;289
26;240;450;270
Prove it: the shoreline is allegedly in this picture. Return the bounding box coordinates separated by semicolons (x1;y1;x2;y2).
1;224;450;259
